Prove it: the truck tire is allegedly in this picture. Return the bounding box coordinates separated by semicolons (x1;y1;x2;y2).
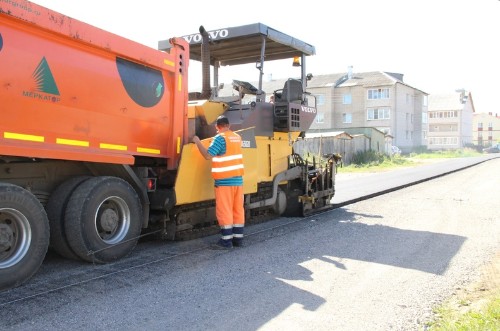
0;183;50;291
64;176;142;263
46;176;91;260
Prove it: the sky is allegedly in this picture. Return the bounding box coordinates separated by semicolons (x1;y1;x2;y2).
29;0;500;114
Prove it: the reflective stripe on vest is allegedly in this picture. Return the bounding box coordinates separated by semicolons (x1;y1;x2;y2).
211;131;244;179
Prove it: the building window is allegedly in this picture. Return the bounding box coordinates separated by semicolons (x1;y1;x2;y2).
423;130;427;139
430;111;458;118
367;88;390;100
342;113;352;123
314;94;325;106
430;125;458;132
429;137;459;145
423;95;428;106
478;122;483;130
315;111;324;123
367;108;390;120
343;94;352;104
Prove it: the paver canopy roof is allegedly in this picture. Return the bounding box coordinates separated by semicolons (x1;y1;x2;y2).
159;23;315;66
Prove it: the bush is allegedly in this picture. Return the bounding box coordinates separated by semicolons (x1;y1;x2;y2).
464;143;483;152
351;150;386;166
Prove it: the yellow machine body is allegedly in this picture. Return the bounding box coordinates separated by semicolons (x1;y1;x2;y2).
175;100;300;204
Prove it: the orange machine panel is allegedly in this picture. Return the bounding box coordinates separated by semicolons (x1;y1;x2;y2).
0;1;189;168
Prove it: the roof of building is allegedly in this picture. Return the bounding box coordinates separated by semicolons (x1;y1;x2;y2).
308;71;427;94
304;131;353;139
338;71;402;87
428;91;471;111
216;71;427;98
305;73;345;88
473;112;500;118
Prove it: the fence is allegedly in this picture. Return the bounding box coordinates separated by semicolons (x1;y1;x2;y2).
293;134;370;166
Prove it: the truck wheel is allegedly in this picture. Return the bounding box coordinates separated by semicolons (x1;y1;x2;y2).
0;183;49;291
64;177;142;263
46;176;90;260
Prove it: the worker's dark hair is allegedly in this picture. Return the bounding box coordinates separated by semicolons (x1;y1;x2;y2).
216;115;230;126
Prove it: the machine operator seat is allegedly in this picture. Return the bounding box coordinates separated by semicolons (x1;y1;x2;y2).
274;78;303;104
273;78;304;130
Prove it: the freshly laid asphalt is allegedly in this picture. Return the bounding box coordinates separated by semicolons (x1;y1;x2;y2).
331;154;499;207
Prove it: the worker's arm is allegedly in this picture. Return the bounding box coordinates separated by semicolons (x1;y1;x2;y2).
192;136;213;160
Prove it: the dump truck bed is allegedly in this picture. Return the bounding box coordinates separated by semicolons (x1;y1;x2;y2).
0;1;188;167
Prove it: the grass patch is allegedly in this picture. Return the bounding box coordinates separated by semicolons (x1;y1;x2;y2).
338;151;416;173
426;296;499;330
336;149;482;174
409;148;481;159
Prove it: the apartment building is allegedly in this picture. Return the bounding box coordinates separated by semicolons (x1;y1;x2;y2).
472;112;500;147
427;90;474;150
217;69;429;153
306;70;428;153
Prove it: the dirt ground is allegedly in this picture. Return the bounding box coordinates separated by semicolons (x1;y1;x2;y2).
336;157;500;325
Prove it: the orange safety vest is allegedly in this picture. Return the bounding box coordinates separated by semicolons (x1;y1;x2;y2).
211;131;244;180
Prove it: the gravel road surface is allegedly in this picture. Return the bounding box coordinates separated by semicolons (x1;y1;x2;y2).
0;156;498;331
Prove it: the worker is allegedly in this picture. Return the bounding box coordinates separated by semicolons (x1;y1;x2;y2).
192;115;245;249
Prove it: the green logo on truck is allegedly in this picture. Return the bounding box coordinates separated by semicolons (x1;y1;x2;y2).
33;57;60;95
22;57;61;102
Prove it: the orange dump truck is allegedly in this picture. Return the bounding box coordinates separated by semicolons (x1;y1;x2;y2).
0;0;336;291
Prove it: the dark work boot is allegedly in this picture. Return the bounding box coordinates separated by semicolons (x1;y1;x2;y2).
211;238;233;250
233;224;244;247
232;238;244;247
